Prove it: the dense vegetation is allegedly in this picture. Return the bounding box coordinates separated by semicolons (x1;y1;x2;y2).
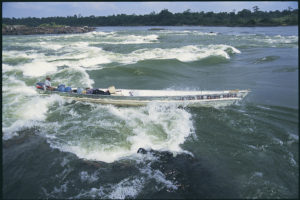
2;7;298;27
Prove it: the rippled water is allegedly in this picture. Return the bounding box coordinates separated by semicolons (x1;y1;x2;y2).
2;26;298;199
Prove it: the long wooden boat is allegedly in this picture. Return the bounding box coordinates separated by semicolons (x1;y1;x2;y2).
36;84;249;107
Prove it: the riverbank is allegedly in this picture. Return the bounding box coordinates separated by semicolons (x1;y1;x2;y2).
2;25;95;35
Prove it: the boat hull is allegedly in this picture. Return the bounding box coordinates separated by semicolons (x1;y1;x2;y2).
37;89;249;107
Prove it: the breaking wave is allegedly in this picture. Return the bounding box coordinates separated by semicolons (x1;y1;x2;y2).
41;102;195;163
3;44;241;72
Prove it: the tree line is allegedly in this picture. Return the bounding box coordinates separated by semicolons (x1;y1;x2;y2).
2;7;298;27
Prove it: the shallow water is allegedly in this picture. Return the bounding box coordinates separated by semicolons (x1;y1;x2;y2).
2;26;298;198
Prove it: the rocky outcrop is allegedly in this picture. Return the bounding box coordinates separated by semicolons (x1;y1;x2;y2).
2;25;95;35
148;28;165;31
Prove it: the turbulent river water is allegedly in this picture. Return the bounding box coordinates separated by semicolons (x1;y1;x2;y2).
2;26;298;199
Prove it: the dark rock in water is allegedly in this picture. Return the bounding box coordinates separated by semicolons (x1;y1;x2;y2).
137;147;148;154
148;28;165;31
2;25;95;35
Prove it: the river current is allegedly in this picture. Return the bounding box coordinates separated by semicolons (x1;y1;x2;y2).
2;26;298;198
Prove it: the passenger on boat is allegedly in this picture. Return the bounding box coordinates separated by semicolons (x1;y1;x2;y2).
92;89;110;95
84;88;111;95
45;77;55;90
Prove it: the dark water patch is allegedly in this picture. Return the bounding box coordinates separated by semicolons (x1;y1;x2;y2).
2;68;24;78
3;131;134;199
2;57;33;66
89;60;192;89
46;101;82;122
272;67;298;73
24;78;48;88
50;67;90;87
193;56;230;66
57;65;69;71
3;128;40;148
254;56;280;64
3;132;78;199
241;104;298;134
185;103;298;198
92;43;159;54
48;58;80;63
136;148;238;199
2;45;39;52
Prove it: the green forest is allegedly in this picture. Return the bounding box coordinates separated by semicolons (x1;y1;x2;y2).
2;6;298;27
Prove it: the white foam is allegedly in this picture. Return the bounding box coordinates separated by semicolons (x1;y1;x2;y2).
80;171;99;183
108;177;145;199
2;94;65;140
3;50;41;59
272;137;283;146
22;60;58;77
17;95;59;120
139;165;178;190
3;84;37;96
59;145;135;163
78;56;111;67
53;66;94;88
2;63;19;73
3;76;37;96
193;31;218;36
288;152;297;167
253;172;263;177
2;77;40;139
73;176;144;199
288;132;298;141
160;30;218;36
116;45;240;64
73;187;105;199
256;35;298;45
6;42;240;75
21;95;64;120
2;120;39;140
113;34;159;44
39;42;63;50
60;157;69;167
43;181;69;198
4;49;95;86
90;33;159;44
47;103;195;163
87;31;116;36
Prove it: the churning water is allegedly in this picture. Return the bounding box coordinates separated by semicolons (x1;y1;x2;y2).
2;26;298;198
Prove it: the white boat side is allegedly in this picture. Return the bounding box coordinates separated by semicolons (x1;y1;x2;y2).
38;87;250;107
97;88;249;97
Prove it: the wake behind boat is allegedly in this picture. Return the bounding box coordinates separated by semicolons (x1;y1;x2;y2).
36;83;249;107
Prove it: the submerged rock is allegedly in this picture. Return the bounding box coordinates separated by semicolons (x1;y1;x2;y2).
148;28;165;31
137;147;148;154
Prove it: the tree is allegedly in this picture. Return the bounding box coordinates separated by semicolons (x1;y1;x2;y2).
2;8;298;27
253;6;259;13
183;9;191;14
157;9;173;25
238;9;252;17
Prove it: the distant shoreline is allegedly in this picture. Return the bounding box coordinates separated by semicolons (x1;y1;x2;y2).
3;8;298;30
2;24;298;36
2;25;96;35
